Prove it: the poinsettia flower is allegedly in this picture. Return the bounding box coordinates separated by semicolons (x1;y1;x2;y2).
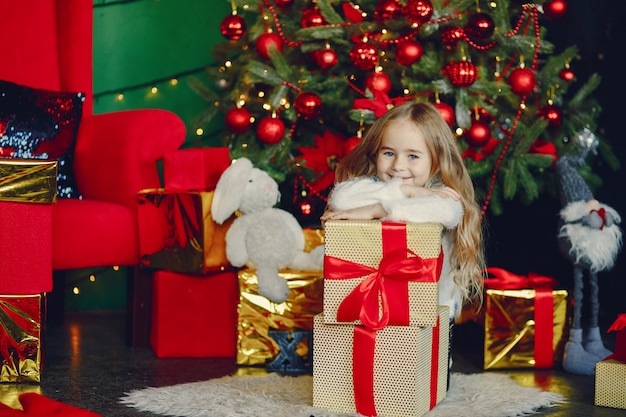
462;147;484;162
352;89;410;118
296;130;346;191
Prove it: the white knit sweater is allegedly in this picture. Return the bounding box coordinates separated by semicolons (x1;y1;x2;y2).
328;177;464;318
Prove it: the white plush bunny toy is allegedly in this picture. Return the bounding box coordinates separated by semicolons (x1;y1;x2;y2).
211;157;323;303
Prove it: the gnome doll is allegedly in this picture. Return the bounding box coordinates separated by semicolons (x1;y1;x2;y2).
556;135;623;375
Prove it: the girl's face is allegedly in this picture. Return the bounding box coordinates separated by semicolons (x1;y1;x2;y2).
376;119;432;186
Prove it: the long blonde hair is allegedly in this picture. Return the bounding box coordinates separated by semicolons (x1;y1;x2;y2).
336;102;485;305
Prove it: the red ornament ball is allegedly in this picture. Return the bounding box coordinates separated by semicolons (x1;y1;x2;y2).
465;121;491;147
443;61;478;87
464;12;495;42
508;67;536;96
396;39;424;66
220;14;247;41
365;71;392;93
256;32;283;59
349;42;379;70
314;48;338;69
301;8;326;28
294;92;322;120
433;102;455;127
256;116;285;144
403;0;434;25
225;107;251;134
375;0;403;21
274;0;294;7
559;67;575;82
543;0;567;20
441;26;465;46
344;136;362;154
539;104;563;127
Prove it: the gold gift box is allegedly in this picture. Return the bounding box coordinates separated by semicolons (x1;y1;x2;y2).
137;188;233;274
0;159;57;203
236;268;323;366
0;295;43;383
323;220;442;327
313;306;449;417
484;288;568;370
595;358;626;409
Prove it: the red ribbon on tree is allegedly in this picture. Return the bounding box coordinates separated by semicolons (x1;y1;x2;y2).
485;267;558;368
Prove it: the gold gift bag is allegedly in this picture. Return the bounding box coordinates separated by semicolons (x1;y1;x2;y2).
0;295;43;383
236;269;323;366
484;288;568;370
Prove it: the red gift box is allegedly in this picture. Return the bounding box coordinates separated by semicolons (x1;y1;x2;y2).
0;159;56;294
150;270;239;358
163;147;231;191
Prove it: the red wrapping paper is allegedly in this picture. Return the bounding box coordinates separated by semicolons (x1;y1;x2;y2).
163;147;230;191
137;189;233;274
150;270;239;358
607;314;626;362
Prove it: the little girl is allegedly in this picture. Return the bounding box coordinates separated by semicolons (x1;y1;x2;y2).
321;101;485;324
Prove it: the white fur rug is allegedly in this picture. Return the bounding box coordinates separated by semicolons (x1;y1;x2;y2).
120;372;566;417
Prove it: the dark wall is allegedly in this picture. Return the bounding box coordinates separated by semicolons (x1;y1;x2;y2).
485;1;626;326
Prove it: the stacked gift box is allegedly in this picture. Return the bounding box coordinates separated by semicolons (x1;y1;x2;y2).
313;220;449;417
0;159;57;382
137;147;241;358
595;314;626;410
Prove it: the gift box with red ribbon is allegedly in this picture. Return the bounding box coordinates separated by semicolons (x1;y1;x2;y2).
137;188;234;274
313;306;449;417
323;220;443;329
0;295;43;382
163;147;231;191
482;267;569;370
595;314;626;409
150;270;239;358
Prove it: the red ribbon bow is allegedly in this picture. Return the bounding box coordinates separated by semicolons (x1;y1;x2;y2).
484;267;558;290
325;248;436;330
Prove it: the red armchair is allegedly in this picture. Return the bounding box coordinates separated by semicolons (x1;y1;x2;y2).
0;0;186;345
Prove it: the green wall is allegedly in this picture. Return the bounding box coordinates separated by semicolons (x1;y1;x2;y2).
93;0;230;145
67;0;230;311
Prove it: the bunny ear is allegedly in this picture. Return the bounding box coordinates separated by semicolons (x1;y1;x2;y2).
211;157;254;224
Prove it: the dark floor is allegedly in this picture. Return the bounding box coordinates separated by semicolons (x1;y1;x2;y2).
0;311;624;417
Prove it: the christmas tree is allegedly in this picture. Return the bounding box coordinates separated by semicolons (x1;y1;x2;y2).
192;0;619;224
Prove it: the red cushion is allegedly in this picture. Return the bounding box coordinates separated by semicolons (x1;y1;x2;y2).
0;202;52;293
51;199;138;270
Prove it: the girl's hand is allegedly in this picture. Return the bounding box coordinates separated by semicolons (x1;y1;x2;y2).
400;184;461;200
320;203;387;221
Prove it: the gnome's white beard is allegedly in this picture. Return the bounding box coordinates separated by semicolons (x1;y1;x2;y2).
559;201;623;272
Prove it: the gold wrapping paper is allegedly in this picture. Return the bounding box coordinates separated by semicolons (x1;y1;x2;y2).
595;359;626;409
0;159;57;203
0;295;43;383
313;306;449;417
484;289;568;370
323;220;443;327
137;189;233;274
236;269;323;366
